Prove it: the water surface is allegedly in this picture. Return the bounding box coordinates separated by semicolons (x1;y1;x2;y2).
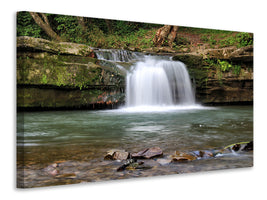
17;105;253;188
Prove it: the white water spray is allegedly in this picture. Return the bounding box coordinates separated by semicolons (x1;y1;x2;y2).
126;58;195;107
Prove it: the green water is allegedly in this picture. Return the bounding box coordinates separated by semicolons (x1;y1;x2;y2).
17;105;253;188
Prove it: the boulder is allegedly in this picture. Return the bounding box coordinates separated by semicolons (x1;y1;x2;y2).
104;149;129;161
131;147;163;159
17;36;95;57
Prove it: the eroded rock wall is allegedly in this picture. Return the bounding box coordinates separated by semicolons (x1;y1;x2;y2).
173;46;253;105
17;37;125;110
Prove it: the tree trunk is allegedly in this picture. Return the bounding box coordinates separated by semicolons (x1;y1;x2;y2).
168;26;179;47
105;19;113;33
29;12;61;41
77;16;87;32
153;25;178;48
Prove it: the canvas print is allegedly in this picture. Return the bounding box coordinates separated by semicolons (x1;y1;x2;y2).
16;11;253;188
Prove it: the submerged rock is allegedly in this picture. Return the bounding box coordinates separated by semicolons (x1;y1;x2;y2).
104;149;129;161
131;147;163;159
156;158;172;165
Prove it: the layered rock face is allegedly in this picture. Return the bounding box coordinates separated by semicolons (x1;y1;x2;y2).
17;36;125;110
173;46;253;105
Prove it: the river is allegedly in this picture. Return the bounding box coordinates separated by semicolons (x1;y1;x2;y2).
17;105;253;188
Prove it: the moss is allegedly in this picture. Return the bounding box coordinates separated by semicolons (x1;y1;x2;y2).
16;53;122;89
172;54;203;68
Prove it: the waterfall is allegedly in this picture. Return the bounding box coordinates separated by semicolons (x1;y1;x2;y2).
126;58;195;107
94;48;196;108
94;49;141;62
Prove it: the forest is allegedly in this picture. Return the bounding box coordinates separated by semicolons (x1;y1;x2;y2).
17;11;253;51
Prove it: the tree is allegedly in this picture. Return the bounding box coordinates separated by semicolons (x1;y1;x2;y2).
153;25;178;48
29;12;62;41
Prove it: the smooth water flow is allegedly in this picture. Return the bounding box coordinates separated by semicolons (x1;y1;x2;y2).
126;58;195;107
94;49;196;109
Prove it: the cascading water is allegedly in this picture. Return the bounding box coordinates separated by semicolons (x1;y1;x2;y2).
126;58;195;107
94;48;196;109
94;49;141;62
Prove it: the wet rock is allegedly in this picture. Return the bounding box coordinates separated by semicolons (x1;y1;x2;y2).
43;163;60;176
171;151;197;162
104;149;129;161
242;141;253;151
192;150;214;159
131;147;163;159
117;159;137;171
117;159;153;171
232;144;241;151
224;141;253;152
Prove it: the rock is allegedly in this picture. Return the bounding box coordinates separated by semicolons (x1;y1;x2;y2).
192;150;214;159
242;141;253;151
113;151;129;160
117;158;137;171
229;45;253;62
44;163;60;176
17;36;95;57
117;159;152;171
171;151;197;162
224;141;253;152
156;158;172;165
104;149;129;160
203;47;237;60
201;45;253;62
131;147;163;159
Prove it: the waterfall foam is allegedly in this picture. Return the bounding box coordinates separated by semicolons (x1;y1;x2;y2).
126;58;195;107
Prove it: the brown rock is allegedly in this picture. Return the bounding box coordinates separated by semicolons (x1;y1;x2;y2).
171;151;197;162
104;149;129;160
131;147;163;159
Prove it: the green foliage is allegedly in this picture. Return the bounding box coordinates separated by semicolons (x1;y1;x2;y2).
53;14;84;43
218;60;232;72
236;32;253;47
17;11;253;51
17;12;44;38
219;32;253;48
42;74;48;84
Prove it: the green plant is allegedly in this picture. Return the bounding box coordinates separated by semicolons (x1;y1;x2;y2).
236;32;253;47
42;74;48;84
17;11;43;38
218;59;232;72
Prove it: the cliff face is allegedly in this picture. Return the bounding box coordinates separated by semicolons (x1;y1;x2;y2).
173;45;253;105
17;36;253;110
17;37;125;110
